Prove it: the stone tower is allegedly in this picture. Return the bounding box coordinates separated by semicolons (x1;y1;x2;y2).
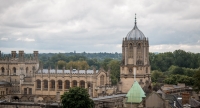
120;15;151;93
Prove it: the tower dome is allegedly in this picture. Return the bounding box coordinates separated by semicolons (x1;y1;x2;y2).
126;15;145;40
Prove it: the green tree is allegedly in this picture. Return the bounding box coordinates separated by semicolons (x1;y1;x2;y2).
193;70;200;93
61;87;94;108
108;60;120;85
164;74;194;86
57;60;67;69
100;58;112;71
66;61;89;70
151;70;163;83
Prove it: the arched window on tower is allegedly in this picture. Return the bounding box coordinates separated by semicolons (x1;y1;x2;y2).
80;81;85;88
36;80;41;89
43;80;48;90
65;80;70;89
100;75;104;86
1;67;4;75
58;80;62;90
146;67;148;73
129;43;133;58
26;67;28;73
13;67;16;75
137;43;141;49
137;43;142;59
72;80;77;87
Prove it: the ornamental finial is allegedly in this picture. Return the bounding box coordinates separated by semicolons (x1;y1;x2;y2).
135;13;137;25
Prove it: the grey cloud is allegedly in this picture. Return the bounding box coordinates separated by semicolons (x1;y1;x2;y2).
0;0;200;53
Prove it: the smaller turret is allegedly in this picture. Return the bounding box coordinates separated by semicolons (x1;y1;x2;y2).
93;66;96;74
33;51;38;61
11;51;16;58
62;66;65;74
18;50;24;62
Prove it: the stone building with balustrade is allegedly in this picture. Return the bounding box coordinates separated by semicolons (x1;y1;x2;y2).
0;50;115;103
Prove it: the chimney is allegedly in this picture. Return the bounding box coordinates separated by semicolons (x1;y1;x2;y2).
182;92;190;105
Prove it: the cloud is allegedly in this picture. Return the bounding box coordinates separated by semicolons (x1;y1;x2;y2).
0;37;8;41
16;38;35;42
0;0;200;53
150;44;200;53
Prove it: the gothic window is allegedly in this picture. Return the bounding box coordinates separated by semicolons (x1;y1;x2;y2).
65;80;70;89
146;47;148;57
26;67;28;73
36;80;41;89
58;80;62;89
100;75;104;86
29;88;32;94
1;67;4;74
44;80;48;89
137;43;142;59
146;67;148;73
129;43;133;58
24;88;27;94
13;67;16;75
50;80;55;89
137;43;141;49
6;88;8;94
80;80;85;88
32;66;35;71
72;80;77;87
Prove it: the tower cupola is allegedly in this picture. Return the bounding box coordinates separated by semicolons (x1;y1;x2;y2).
126;14;145;40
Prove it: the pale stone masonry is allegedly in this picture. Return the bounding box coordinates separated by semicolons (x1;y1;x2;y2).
0;50;114;102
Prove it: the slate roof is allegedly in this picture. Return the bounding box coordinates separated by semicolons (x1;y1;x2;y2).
37;69;98;74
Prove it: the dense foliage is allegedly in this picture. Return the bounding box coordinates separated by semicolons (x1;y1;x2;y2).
61;87;94;108
39;52;121;69
150;50;200;72
193;70;200;93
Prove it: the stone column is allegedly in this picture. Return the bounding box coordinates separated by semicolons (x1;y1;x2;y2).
48;81;50;92
34;81;36;94
85;81;87;89
41;80;43;91
70;81;72;88
62;80;65;92
55;81;58;91
77;81;79;87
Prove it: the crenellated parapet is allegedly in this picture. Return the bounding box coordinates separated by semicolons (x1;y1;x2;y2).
0;50;39;63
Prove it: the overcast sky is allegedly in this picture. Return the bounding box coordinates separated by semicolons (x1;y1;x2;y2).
0;0;200;54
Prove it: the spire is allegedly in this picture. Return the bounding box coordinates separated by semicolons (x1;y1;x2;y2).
135;13;137;25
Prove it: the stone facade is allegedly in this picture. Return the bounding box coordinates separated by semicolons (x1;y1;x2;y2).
0;50;115;103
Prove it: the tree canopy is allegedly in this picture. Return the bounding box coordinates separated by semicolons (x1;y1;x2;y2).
193;70;200;93
61;87;94;108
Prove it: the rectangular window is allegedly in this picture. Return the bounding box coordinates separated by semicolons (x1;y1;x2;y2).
24;88;27;95
29;88;32;94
